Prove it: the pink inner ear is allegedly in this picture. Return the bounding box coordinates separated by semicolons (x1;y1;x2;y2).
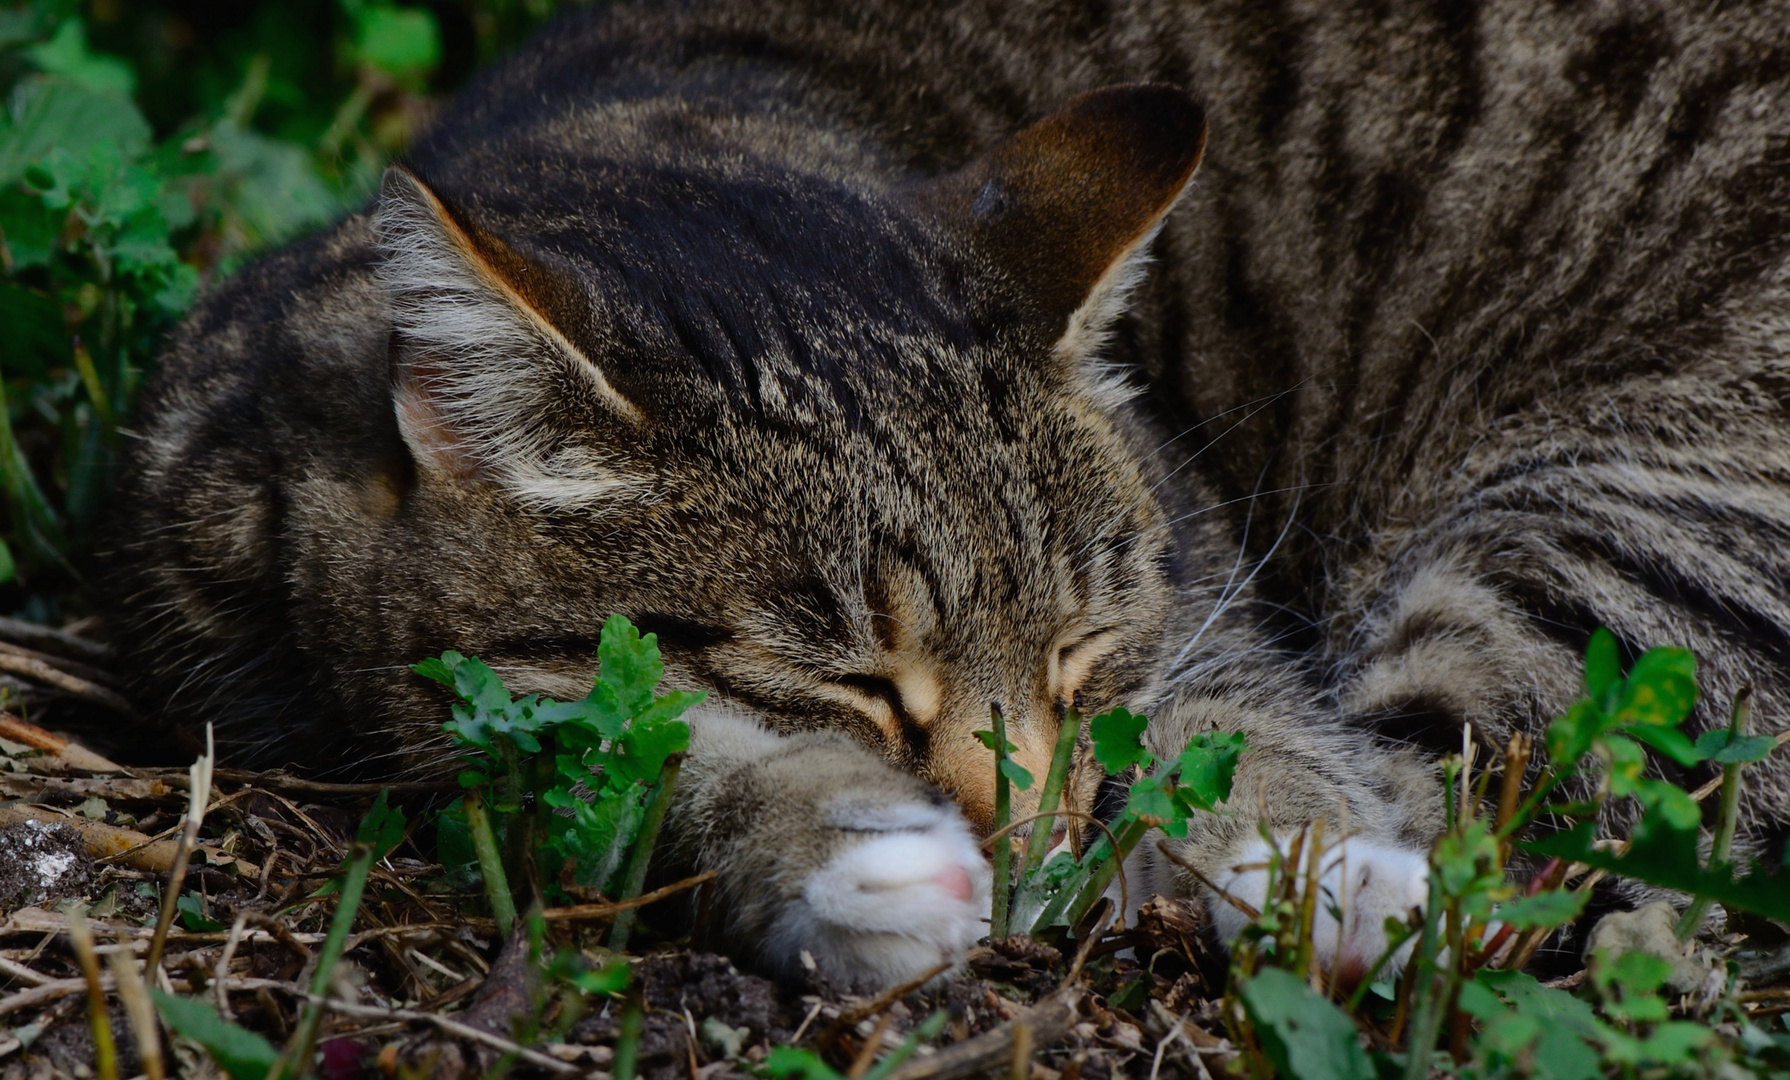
932;83;1207;331
394;362;482;481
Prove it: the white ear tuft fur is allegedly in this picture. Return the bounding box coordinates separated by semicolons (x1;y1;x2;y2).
1051;211;1178;412
374;167;648;511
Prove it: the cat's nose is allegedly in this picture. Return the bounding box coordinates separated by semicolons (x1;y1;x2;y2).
934;864;975;903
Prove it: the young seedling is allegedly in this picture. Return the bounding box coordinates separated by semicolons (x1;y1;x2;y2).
415;614;704;932
973;705;1034;939
979;703;1247;939
1674;688;1768;941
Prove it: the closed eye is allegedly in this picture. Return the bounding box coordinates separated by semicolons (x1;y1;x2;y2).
831;673;904;715
817;673;924;749
1054;628;1122;697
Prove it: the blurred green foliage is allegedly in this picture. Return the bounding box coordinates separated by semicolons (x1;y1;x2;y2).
0;0;570;618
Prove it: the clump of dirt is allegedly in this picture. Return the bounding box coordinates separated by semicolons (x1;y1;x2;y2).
24;1003;145;1080
635;951;794;1042
0;820;94;912
565;952;796;1080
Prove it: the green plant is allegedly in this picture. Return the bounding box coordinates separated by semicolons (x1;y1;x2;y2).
0;0;569;614
414;613;704;938
758;1011;950;1080
1221;630;1789;1080
978;703;1247;939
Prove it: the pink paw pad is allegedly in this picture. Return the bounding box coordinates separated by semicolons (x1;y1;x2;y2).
933;864;975;903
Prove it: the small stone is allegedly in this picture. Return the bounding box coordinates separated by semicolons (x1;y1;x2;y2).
700;1017;748;1060
1585;900;1710;993
0;821;93;913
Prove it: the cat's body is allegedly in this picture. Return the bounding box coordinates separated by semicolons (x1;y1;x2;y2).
116;0;1790;986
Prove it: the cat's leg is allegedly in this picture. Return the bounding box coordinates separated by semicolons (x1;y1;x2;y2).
1141;652;1441;981
1333;514;1790;870
662;706;991;989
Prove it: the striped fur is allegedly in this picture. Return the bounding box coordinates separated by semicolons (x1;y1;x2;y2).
114;0;1790;982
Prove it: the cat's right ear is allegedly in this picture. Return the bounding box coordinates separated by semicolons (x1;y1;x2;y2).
926;85;1207;388
374;166;645;507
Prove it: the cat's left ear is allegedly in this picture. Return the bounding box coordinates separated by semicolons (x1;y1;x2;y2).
927;84;1207;373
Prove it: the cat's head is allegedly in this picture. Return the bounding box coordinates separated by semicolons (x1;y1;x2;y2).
372;85;1206;830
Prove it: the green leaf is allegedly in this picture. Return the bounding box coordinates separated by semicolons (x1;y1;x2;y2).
998;757;1034;791
1433;817;1502;908
971;729;1017;754
597;614;665;717
452;653;510;713
546;789;643;894
433;798;479;887
1614;647;1697;727
1125;774;1176;825
607;718;690;789
1544;700;1603;769
629;688;706;729
176;892;225;933
1620;723;1706;767
411;652;461;688
0;187;61;268
419;616;700;906
354;789;406;863
1637;1021;1715;1063
0;285;71;378
1492;888;1589;930
206;123;344;249
1108;976;1151;1012
0;541;14;586
1237;968;1375;1080
1472;970;1603;1080
152;990;281;1080
1524;811;1790;924
1585;628;1621;710
761;1047;846;1080
24;21;136;96
353;6;442;79
1633;777;1701;830
1174;731;1246;811
0;77;151;188
0;11;36;49
565;958;630;996
1089;707;1151;774
1696;728;1778;765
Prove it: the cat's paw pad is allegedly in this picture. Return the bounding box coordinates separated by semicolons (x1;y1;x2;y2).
771;800;991;989
1209;833;1429;986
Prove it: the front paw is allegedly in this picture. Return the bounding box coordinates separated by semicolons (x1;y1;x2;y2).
769;799;992;989
1207;832;1429;986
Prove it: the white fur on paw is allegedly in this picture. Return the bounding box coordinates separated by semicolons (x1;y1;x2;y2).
1209;832;1429;985
770;800;991;989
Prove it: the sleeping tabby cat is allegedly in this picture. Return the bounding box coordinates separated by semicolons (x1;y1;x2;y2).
115;0;1790;988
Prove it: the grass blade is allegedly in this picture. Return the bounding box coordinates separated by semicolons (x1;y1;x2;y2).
1677;689;1752;942
1057;815;1148;931
279;790;404;1078
67;907;119;1080
1014;710;1081;901
609;754;684;952
464;787;517;940
613;988;644;1080
989;704;1013;940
